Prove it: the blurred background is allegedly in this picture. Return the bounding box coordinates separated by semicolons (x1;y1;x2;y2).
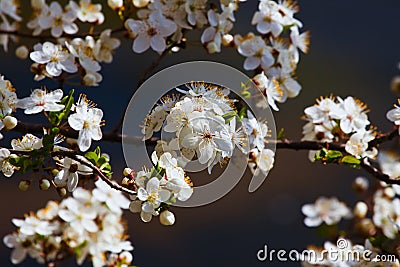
1;0;400;266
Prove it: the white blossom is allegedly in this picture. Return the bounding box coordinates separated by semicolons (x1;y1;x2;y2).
235;33;274;71
252;71;283;111
38;1;78;38
387;99;400;134
68;0;104;24
201;9;233;53
302;197;352;227
30;42;77;77
242;110;269;151
54;157;93;192
17;88;64;114
126;10;177;53
345;129;377;159
68;99;103;152
93;179;130;214
137;177;171;222
11;134;42;151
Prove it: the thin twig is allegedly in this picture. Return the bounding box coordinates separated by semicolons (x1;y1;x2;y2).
8;149;137;195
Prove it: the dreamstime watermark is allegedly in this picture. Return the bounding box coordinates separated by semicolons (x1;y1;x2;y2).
256;238;397;264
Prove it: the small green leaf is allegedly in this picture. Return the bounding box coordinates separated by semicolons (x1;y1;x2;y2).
277;128;286;141
222;111;237;123
48;89;74;126
238;107;246;121
326;150;343;163
85;151;99;164
341;155;361;168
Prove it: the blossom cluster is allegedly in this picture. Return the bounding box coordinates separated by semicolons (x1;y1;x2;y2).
127;152;193;224
237;0;309;111
142;82;275;175
302;96;377;160
301;174;400;266
3;180;133;267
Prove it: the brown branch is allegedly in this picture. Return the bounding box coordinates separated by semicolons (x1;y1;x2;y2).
360;159;400;185
8;122;400;186
8;149;137;195
275;139;346;151
0;27;125;40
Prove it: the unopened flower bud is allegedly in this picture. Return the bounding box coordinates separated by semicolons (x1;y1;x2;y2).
222;34;234;46
51;169;59;177
206;42;219;54
15;46;29;59
358;218;376;236
133;0;149;8
57;187;67;197
122;177;130;186
107;0;123;9
3;116;17;130
354;201;368;218
19;180;30;191
353;176;369;192
39;179;51;190
391;75;400;95
31;0;45;9
384;187;395;198
159;210;175;226
123;167;132;176
119;251;133;264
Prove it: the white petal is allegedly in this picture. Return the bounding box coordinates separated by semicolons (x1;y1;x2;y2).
68;114;84;130
133;34;150;53
11;247;27;264
67;172;79;192
140;211;152;222
304;217;323;227
82;219;98;232
78;129;92;152
150;35;166;52
244;56;260;70
29;51;49;64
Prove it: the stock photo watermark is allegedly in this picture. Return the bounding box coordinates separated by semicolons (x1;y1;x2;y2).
256;238;397;264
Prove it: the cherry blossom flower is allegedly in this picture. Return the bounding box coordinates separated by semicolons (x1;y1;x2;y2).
182;111;233;165
0;148;13;177
201;9;233;53
11;134;42;151
54;157;93;192
93;179;130;214
68;100;104;152
137;177;171;222
337;96;369;134
17;88;64;114
0;0;21;21
126;10;177;53
345;129;377;159
302;197;352;227
252;0;283;37
235;33;274;71
38;1;78;38
59;198;99;233
0;75;17;116
252;71;283;111
242;110;269;151
386;99;400;134
94;29;121;63
68;0;104;24
30;42;77;77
